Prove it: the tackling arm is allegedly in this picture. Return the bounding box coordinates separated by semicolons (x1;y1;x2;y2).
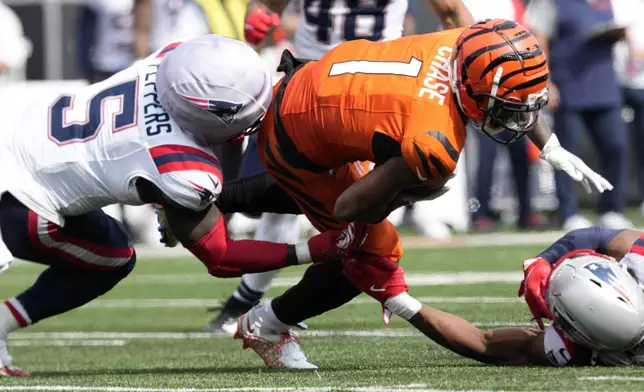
408;304;550;366
135;178;306;277
427;0;475;29
136;178;363;276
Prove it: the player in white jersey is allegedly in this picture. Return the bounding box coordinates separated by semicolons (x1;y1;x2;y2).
0;35;362;377
204;0;475;334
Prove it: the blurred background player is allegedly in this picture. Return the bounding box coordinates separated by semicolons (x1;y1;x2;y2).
77;0;133;84
613;0;644;218
0;0;31;86
459;0;550;232
205;0;476;334
526;0;633;231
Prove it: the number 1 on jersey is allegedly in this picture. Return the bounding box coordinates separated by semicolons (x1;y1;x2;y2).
329;57;423;77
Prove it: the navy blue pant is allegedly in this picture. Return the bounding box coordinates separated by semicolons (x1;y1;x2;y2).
473;136;531;220
624;88;644;198
0;193;135;325
554;106;627;220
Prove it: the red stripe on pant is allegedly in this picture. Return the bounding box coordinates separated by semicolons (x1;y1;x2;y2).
4;301;27;327
27;211;123;271
46;222;133;259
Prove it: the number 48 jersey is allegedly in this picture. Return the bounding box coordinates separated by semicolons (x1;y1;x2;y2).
296;0;408;60
0;43;223;227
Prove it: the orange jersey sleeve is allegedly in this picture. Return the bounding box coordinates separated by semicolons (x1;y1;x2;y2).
400;98;466;184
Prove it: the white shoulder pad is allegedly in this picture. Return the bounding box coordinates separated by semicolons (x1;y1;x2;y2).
543;325;572;367
156;170;222;211
149;144;223;211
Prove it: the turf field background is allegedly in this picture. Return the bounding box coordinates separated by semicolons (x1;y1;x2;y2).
2;235;644;391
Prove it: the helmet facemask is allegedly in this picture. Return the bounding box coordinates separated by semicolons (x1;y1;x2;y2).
476;68;548;144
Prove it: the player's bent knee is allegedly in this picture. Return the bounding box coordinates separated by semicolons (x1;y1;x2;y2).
93;251;137;294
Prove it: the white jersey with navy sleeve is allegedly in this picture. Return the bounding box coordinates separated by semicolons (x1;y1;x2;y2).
0;41;222;227
295;0;407;60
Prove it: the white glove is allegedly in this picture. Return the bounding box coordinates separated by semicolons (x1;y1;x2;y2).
539;134;614;194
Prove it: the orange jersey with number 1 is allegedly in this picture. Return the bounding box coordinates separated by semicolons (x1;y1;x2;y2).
275;29;467;182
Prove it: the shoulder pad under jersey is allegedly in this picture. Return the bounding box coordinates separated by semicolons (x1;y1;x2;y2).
149;143;223;211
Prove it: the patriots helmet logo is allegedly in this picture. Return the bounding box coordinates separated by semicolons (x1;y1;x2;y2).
584;261;618;285
180;94;242;125
584;261;634;305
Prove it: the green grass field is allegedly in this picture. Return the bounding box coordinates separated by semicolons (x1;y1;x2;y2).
2;240;644;391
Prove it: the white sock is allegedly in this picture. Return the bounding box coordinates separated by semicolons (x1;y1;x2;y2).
0;299;27;336
255;213;300;243
248;300;290;334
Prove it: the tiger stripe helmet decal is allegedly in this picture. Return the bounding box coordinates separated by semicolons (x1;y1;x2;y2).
449;19;549;144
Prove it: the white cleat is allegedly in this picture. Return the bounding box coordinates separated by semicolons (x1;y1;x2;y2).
562;214;593;231
598;212;634;230
233;313;318;369
0;336;29;377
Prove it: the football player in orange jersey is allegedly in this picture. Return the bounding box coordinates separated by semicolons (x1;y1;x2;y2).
234;19;613;369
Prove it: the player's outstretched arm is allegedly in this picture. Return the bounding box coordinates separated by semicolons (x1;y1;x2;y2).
409;304;550;366
427;0;475;29
136;178;363;276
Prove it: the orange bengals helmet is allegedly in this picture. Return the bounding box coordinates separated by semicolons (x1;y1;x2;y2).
449;19;549;144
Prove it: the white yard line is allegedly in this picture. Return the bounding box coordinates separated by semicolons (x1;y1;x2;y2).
71;272;519;287
578;376;644;382
1;272;522;287
84;296;521;309
9;339;127;347
129;231;569;260
0;385;507;392
9;326;537;342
